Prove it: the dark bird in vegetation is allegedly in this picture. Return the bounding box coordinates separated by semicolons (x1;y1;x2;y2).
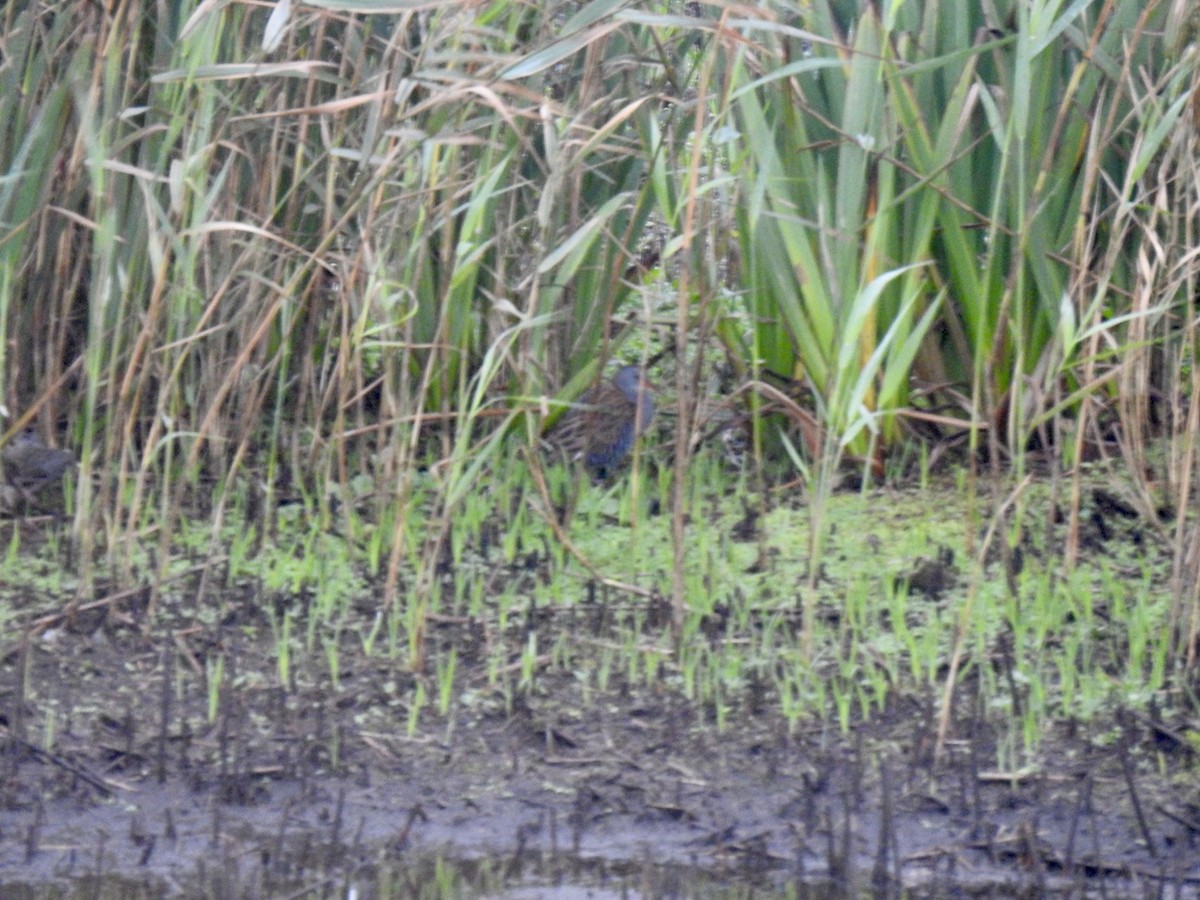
3;426;75;505
899;544;956;599
548;365;655;475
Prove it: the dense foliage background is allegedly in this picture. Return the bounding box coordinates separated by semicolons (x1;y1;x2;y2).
2;0;1199;666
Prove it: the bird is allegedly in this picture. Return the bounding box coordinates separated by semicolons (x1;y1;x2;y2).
547;365;655;476
3;426;75;506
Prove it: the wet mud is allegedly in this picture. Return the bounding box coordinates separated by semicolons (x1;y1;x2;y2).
1;498;1199;897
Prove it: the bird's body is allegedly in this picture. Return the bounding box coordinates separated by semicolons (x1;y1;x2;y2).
548;366;655;474
3;427;74;497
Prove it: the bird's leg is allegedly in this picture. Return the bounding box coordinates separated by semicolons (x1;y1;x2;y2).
4;475;56;517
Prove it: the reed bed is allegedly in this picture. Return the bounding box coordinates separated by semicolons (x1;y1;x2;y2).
1;0;1197;750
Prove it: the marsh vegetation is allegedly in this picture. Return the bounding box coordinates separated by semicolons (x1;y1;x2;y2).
2;0;1199;896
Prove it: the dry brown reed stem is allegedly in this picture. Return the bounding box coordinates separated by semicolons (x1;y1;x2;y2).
936;473;1032;762
524;447;653;601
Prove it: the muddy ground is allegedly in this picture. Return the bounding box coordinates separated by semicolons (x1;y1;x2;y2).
2;509;1200;898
